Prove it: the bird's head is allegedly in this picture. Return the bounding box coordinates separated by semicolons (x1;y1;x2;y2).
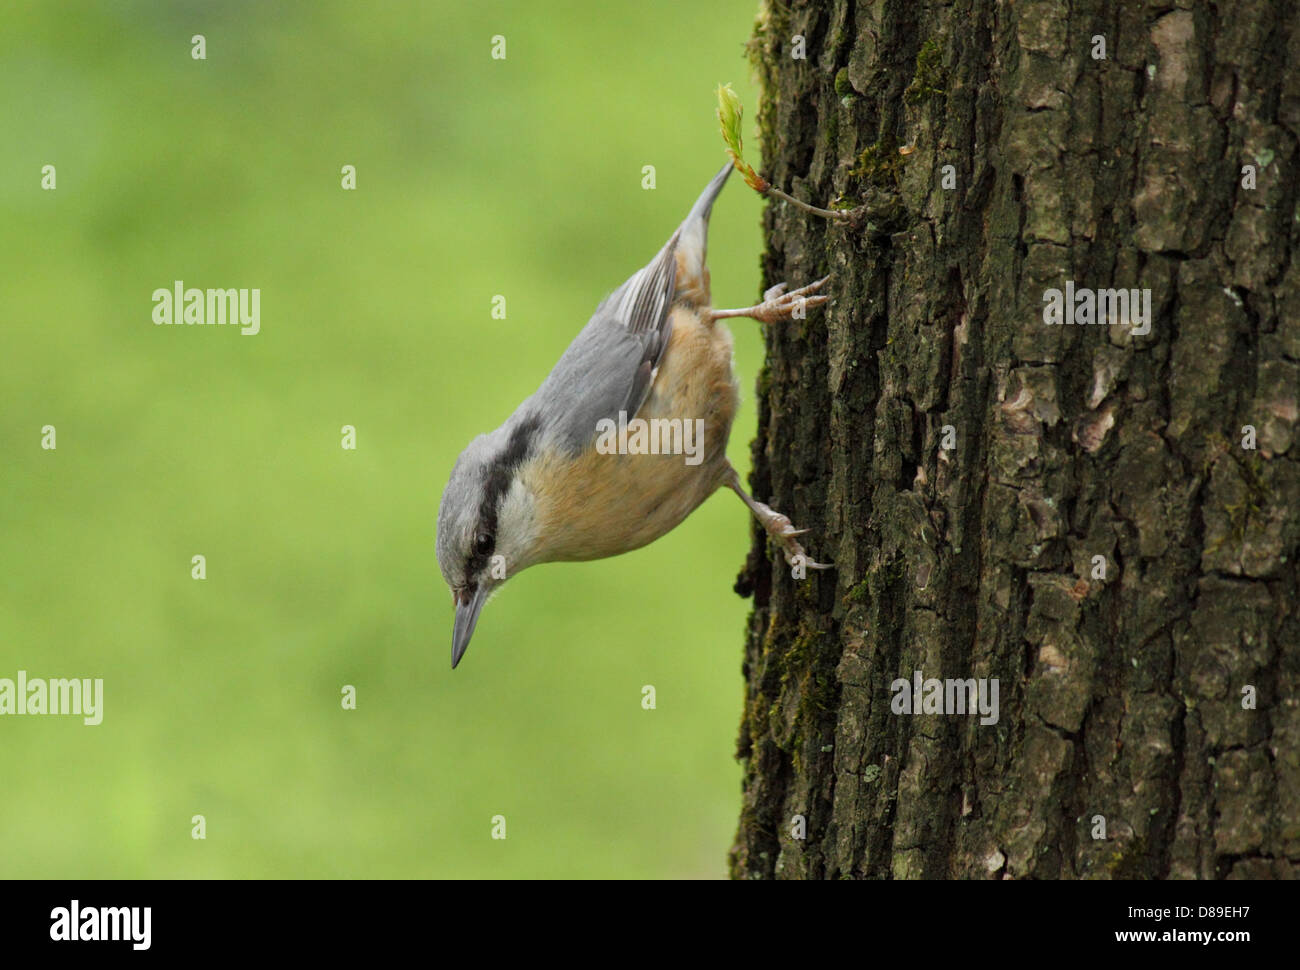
436;416;543;668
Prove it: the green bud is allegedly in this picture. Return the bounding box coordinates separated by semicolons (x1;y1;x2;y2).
716;82;744;158
715;83;768;192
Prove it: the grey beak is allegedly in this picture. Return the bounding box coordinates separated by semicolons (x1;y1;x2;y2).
452;585;490;669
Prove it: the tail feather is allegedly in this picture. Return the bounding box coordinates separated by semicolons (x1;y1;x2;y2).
674;162;733;305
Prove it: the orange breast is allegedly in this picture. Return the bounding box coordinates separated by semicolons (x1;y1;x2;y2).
525;306;740;563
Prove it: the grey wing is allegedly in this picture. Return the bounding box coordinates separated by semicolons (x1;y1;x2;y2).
525;231;680;455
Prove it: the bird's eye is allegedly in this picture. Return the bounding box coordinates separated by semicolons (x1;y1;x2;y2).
473;532;494;556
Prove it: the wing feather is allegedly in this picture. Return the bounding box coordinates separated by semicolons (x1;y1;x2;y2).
521;233;679;455
518;166;731;456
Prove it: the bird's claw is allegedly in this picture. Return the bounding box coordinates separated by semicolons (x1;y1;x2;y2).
780;539;835;571
754;275;832;323
765;513;833;570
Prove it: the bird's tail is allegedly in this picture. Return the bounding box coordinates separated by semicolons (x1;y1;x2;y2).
673;162;733;306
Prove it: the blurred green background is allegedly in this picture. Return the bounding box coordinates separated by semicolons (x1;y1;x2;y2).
0;1;767;877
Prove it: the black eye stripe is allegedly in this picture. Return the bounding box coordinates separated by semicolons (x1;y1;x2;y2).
463;414;539;577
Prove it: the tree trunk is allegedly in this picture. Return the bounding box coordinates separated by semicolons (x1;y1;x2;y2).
730;0;1300;879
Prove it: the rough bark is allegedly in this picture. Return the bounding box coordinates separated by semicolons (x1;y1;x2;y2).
730;0;1300;879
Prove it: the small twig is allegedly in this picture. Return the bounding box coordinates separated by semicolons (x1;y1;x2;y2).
760;182;855;222
715;84;862;224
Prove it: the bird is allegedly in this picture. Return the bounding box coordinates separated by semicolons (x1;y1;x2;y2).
436;162;831;668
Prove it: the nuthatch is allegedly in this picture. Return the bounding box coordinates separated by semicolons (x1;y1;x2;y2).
437;163;830;668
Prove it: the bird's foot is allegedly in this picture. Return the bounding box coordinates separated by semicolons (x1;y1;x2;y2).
708;275;831;324
759;507;834;570
727;467;833;571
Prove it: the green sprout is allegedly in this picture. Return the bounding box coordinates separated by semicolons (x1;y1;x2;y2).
716;83;767;191
715;83;853;221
